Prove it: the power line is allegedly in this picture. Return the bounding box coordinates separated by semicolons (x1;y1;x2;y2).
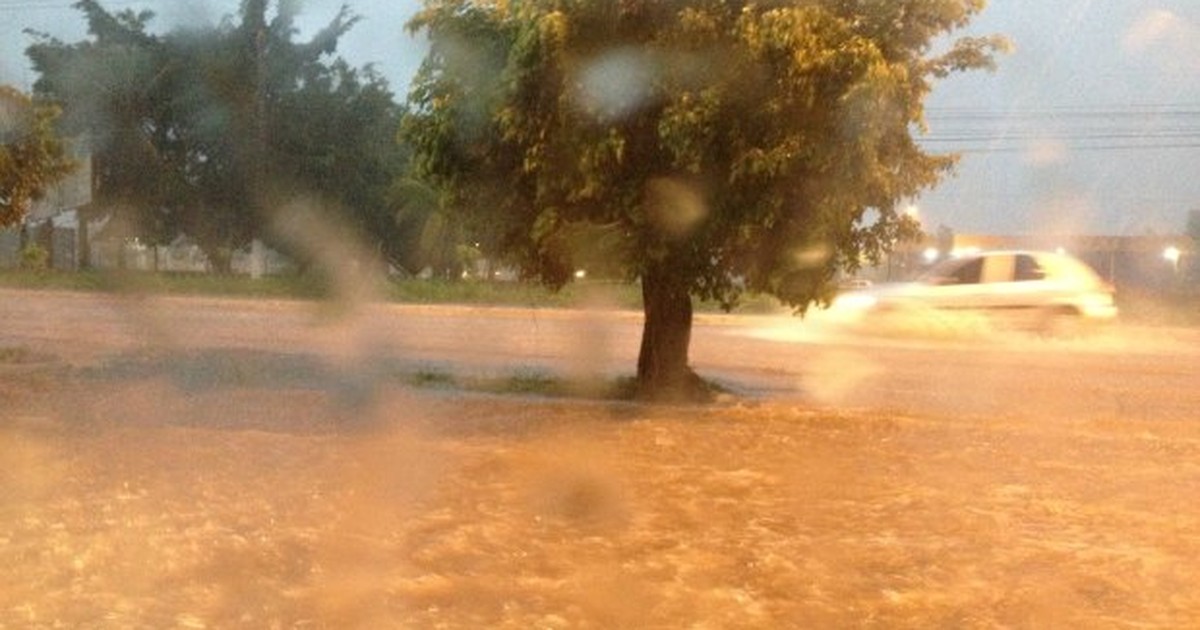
934;143;1200;154
920;104;1200;153
928;104;1200;113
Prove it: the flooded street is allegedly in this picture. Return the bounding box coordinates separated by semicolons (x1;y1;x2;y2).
3;288;1200;627
4;288;1197;423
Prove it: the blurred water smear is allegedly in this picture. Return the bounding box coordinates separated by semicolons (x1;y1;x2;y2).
1122;8;1200;74
574;47;658;122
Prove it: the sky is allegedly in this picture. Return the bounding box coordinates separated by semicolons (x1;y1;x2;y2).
1;0;1198;237
917;0;1200;237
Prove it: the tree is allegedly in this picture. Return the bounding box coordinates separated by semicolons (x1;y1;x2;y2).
403;0;1006;400
26;0;402;272
0;86;75;228
25;3;175;253
268;59;410;271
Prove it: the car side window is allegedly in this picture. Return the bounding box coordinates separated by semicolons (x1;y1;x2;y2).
1014;255;1046;281
945;257;984;284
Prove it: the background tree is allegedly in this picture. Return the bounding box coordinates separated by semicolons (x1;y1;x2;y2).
386;176;466;277
26;0;404;272
269;58;412;271
25;3;174;251
0;86;75;228
403;0;1006;400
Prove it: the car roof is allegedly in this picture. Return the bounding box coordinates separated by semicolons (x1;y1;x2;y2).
961;249;1062;257
952;250;1089;265
954;249;1104;283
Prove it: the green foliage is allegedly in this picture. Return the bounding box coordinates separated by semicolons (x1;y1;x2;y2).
18;243;49;271
0;86;75;228
387;177;465;277
403;0;1004;312
25;1;403;271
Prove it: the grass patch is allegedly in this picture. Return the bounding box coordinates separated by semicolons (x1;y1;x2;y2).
483;369;564;396
398;365;632;401
384;278;635;309
398;366;728;404
0;269;625;308
0;346;63;385
0;346;33;363
456;368;585;399
405;367;458;389
0;268;331;299
0;269;787;314
0;345;60;365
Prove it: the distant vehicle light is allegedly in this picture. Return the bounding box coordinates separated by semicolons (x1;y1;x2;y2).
835;292;879;311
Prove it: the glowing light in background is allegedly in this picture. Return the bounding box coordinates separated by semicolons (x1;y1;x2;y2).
1123;8;1200;73
575;48;657;122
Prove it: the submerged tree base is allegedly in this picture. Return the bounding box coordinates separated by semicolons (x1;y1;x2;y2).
400;366;727;405
634;367;721;404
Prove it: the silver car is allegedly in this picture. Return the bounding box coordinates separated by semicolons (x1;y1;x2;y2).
838;250;1118;334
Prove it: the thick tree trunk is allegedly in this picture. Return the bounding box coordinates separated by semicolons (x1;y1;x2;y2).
204;246;233;275
636;261;709;402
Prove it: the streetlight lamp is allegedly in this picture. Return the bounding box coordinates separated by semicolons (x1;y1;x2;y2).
1163;246;1181;270
1163;246;1183;284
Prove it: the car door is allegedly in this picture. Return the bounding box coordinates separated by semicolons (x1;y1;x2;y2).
985;254;1069;329
976;253;1030;311
971;253;1023;310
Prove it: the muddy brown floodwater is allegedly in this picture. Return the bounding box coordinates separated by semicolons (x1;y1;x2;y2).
2;289;1199;628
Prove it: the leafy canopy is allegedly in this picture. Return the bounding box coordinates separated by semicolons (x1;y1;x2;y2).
0;86;75;228
25;0;404;270
404;0;1006;310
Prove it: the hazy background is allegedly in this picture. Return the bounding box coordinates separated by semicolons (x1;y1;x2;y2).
2;0;1197;237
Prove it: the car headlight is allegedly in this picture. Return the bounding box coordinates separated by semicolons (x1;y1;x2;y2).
835;293;879;311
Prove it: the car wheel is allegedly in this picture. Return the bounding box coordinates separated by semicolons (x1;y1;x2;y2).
1037;306;1083;338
